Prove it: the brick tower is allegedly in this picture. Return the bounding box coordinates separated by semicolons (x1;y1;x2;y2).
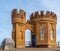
12;9;57;48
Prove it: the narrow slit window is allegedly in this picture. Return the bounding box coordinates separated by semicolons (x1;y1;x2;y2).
41;27;44;40
51;27;54;40
20;30;23;40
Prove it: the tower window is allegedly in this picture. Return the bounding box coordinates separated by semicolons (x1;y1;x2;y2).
51;27;54;40
41;27;44;40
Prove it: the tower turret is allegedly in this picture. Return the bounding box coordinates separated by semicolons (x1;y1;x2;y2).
29;11;57;48
12;9;26;48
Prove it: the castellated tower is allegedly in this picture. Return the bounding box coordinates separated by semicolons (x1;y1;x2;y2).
30;11;57;48
12;9;57;48
12;9;26;48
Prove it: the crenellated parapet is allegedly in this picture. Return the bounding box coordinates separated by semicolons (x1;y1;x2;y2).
30;11;57;21
12;9;26;18
12;9;26;24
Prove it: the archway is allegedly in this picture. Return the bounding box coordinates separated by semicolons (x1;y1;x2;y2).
25;29;31;47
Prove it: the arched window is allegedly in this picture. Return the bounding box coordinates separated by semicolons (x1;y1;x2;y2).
51;27;54;40
41;27;44;40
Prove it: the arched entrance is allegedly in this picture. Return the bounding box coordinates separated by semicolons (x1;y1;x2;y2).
25;29;31;47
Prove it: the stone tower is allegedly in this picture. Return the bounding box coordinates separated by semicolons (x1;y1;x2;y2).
12;9;26;48
12;9;57;48
30;11;57;48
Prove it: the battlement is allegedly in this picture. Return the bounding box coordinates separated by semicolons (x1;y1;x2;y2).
12;9;26;18
30;11;57;20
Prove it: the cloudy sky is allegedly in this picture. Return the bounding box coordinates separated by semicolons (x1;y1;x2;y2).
0;0;60;45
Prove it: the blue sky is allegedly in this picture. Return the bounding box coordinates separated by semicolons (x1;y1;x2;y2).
0;0;60;45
